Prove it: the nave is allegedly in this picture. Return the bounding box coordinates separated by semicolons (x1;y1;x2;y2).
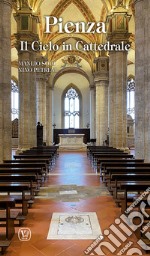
4;151;147;256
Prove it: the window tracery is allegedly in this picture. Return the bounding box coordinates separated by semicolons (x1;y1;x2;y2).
64;87;80;128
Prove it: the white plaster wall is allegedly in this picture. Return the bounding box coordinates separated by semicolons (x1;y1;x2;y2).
53;73;90;128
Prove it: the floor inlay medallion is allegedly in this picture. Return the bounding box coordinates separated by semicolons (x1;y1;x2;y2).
47;212;103;239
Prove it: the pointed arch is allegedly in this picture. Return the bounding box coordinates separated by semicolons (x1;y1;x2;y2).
43;0;98;42
62;83;82;128
51;0;96;23
52;67;90;88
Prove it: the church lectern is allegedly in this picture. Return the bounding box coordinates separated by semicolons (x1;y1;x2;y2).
37;122;43;147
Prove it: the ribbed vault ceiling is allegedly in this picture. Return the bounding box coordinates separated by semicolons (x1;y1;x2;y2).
11;0;135;78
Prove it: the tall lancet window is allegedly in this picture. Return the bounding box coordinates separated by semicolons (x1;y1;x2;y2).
11;79;19;120
127;77;135;120
64;87;80;128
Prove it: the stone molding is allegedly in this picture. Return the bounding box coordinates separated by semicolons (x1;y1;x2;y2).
89;84;95;90
93;71;109;83
2;0;12;6
14;32;39;53
134;0;143;4
94;80;108;87
36;73;47;82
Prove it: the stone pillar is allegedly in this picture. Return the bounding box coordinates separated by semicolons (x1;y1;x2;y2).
94;56;109;145
109;51;128;148
106;6;131;149
46;84;53;145
0;0;12;162
36;62;47;143
14;6;39;150
134;0;150;161
90;84;96;140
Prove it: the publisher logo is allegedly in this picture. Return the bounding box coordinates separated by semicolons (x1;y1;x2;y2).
18;228;31;241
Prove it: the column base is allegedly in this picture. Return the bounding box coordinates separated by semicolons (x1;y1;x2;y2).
16;147;30;154
117;147;130;154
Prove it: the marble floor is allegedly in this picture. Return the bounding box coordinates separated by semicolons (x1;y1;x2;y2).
47;212;103;240
6;151;147;256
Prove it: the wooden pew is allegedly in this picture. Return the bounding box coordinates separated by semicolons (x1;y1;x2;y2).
13;154;52;162
0;182;32;216
103;166;150;186
0;167;42;196
0;173;37;197
1;162;47;175
30;145;58;156
90;150;127;162
0;240;11;255
94;155;134;172
100;160;146;178
106;166;150;174
98;154;150;247
0;198;16;240
4;159;51;170
103;168;150;213
0;167;43;176
13;154;54;169
110;173;150;201
119;182;150;212
100;159;145;172
87;146;124;159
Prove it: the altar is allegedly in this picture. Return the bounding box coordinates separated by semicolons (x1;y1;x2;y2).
58;134;86;150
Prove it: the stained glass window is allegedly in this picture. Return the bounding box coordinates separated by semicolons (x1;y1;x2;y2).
64;87;80;128
127;78;135;120
11;79;19;120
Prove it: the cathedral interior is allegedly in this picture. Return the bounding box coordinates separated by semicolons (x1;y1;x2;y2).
0;0;150;255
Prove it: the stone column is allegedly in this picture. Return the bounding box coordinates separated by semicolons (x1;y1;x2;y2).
134;0;150;161
46;84;53;145
17;50;37;149
36;67;47;143
14;6;39;150
90;84;96;140
0;0;12;162
106;6;131;149
109;51;128;148
94;56;109;145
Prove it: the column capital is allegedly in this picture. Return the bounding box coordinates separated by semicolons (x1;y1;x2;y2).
14;32;39;53
94;55;109;63
93;56;109;83
14;6;39;52
106;9;131;44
